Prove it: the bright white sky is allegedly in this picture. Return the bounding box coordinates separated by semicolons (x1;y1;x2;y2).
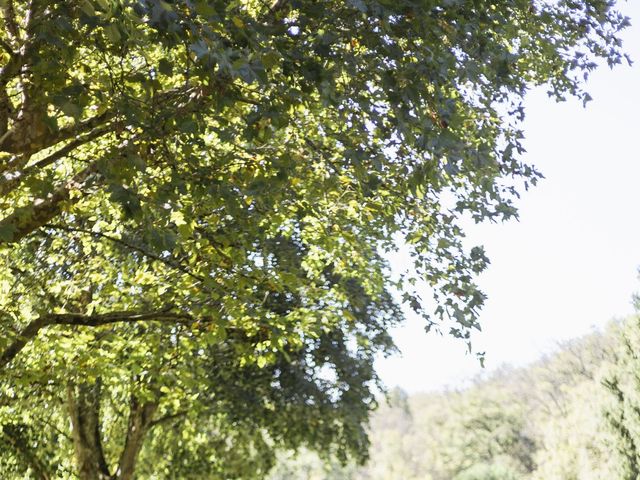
377;1;640;393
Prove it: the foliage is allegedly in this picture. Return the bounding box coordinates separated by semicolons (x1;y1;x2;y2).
602;316;640;480
270;322;625;480
0;0;629;478
453;463;519;480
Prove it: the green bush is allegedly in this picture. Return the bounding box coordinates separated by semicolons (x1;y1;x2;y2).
454;463;519;480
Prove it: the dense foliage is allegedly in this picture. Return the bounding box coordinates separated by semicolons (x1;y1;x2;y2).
269;321;625;480
603;313;640;479
0;0;628;478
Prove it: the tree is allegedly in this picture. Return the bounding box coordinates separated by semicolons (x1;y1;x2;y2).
0;0;628;478
523;329;618;480
268;321;629;479
602;316;640;480
453;464;519;480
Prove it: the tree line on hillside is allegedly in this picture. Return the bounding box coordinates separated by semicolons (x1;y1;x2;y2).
269;312;640;480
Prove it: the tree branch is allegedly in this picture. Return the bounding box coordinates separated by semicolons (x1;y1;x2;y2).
49;111;115;152
0;161;97;245
0;50;23;85
67;380;112;480
0;84;221;245
116;394;158;480
148;410;188;429
47;309;194;328
0;307;196;371
0;126;111;196
0;316;48;371
0;107;114;155
1;1;20;42
43;224;207;285
259;0;289;23
0;37;14;56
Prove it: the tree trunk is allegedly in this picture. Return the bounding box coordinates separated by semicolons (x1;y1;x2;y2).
67;379;158;480
66;380;113;480
115;395;158;480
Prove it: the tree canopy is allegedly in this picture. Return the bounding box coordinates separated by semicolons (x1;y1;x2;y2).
0;0;629;478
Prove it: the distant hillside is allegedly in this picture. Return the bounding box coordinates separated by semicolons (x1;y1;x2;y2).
269;319;633;479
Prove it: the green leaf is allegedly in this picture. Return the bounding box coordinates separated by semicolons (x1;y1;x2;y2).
0;224;16;243
170;210;186;226
79;0;96;16
158;58;173;76
109;185;142;218
60;101;82;119
262;52;280;69
104;23;121;42
195;1;217;17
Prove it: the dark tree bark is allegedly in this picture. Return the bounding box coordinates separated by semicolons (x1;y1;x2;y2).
67;380;159;480
0;308;194;371
66;380;113;480
116;395;158;480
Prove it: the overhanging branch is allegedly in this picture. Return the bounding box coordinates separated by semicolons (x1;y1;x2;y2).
0;307;197;371
43;224;207;285
0;162;97;245
48;309;194;327
0;126;111;196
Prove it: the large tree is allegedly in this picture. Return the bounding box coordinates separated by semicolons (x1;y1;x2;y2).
0;0;628;478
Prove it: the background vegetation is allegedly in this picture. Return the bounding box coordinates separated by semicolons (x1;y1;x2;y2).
270;313;640;480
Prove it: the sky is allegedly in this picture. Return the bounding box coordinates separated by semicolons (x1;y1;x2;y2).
377;1;640;394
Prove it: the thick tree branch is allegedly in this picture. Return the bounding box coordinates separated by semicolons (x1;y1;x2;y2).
47;309;194;327
0;162;96;245
0;50;22;86
0;86;12;139
1;1;20;42
0;316;48;372
0;83;210;244
7;78;205;154
48;111;115;152
67;380;112;480
24;0;43;37
0;108;114;155
0;37;14;56
0;126;111;196
0;308;195;371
